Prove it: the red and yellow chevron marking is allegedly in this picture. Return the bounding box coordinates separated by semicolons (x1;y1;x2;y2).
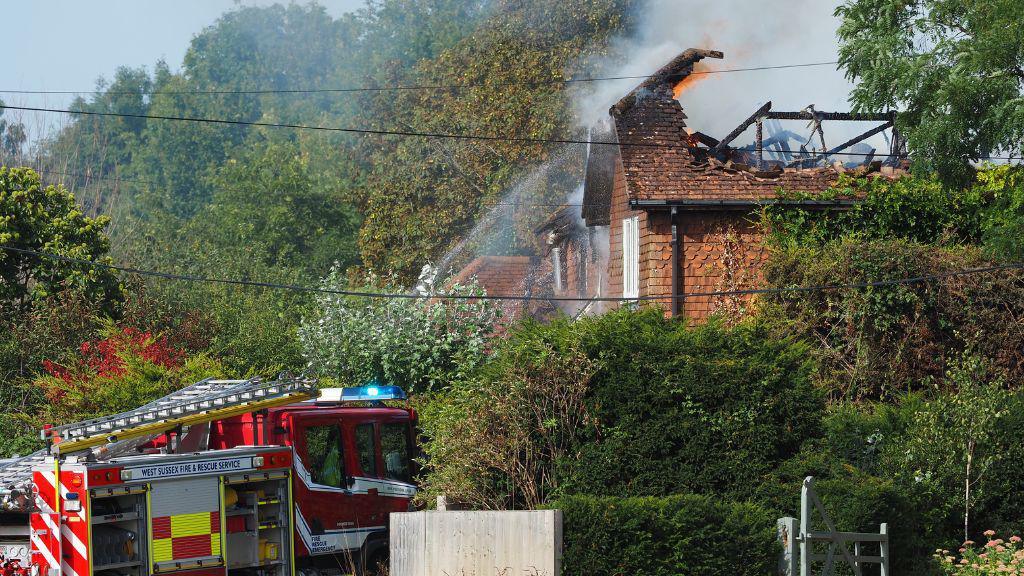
152;512;222;562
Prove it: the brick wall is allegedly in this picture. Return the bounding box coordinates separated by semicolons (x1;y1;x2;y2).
605;164;769;320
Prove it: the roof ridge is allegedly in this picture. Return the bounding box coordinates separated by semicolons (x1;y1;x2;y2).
610;48;723;117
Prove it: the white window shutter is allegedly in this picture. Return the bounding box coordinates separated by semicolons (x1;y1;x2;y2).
622;216;639;299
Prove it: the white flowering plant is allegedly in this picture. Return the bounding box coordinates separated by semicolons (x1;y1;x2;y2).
299;266;501;393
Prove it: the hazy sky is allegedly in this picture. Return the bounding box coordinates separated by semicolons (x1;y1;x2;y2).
4;1;364;99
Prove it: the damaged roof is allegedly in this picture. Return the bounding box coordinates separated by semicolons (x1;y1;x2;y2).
583;47;903;218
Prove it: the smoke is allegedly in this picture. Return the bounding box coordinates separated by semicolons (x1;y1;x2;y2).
573;0;886;151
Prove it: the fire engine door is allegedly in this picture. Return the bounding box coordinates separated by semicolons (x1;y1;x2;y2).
147;477;223;573
293;419;383;555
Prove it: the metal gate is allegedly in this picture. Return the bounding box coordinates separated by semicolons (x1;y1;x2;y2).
777;476;890;576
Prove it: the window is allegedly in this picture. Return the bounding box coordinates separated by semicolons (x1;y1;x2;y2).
380;423;412;483
622;215;640;299
303;425;344;488
355;423;377;477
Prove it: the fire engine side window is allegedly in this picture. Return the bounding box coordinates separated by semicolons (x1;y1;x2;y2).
381;422;411;483
304;425;344;488
355;423;377;477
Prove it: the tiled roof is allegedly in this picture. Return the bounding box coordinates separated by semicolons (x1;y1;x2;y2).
586;47;904;209
447;255;534;297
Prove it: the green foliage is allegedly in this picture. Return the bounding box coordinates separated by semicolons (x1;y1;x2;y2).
416;333;595;509
417;309;824;510
835;0;1024;186
0;167;121;312
32;325;225;427
553;494;778;576
901;355;1013;541
300;271;500;393
976;165;1024;262
559;310;823;500
762;174;986;247
761;239;1024;400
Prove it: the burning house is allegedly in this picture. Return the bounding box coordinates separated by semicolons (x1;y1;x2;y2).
453;47;907;322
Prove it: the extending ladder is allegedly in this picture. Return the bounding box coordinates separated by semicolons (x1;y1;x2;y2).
44;376;317;454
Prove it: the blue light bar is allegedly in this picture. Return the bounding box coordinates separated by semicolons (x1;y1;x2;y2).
339;385;407;402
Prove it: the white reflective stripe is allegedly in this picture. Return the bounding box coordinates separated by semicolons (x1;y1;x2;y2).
60;524;87;560
294;505;379;556
30;532;58;571
61;558;80;576
39;471;56;490
293;455;415;497
39;513;58;536
34;496;54;515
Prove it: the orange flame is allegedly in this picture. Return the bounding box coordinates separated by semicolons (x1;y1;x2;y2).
672;61;715;100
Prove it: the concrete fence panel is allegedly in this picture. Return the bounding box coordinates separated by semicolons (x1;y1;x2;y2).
390;510;562;576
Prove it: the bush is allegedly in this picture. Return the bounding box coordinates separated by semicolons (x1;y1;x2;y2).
553;494;778;576
761;239;1024;400
560;310;823;500
417;309;823;508
300;269;500;393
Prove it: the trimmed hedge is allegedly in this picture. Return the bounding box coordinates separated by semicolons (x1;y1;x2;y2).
553;494;778;576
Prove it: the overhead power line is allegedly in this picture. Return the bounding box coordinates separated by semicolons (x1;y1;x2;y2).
0;61;842;97
2;245;1021;303
24;166;596;209
0;103;956;159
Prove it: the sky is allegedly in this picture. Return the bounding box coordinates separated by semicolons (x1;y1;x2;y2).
3;1;364;107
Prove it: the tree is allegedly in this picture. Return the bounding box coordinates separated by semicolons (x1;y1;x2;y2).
835;0;1024;186
904;354;1010;542
0;167;121;312
0;99;26;163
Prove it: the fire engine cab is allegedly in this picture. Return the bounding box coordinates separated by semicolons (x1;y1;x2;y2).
0;376;416;576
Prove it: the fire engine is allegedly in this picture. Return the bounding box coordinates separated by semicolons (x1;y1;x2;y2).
0;376;417;576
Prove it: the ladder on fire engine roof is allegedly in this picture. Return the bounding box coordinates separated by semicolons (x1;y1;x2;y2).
42;375;318;455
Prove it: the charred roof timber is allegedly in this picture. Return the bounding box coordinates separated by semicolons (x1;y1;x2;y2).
581;47;910;227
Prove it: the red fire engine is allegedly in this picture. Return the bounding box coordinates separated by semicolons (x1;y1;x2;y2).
0;376;417;576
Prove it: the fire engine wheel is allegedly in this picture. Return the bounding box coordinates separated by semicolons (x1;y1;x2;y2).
359;549;388;576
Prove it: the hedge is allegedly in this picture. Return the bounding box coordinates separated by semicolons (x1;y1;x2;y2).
552;494;778;576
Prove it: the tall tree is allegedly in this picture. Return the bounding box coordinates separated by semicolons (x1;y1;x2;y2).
836;0;1024;185
0;167;120;312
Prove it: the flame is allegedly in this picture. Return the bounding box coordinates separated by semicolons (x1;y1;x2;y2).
672;61;715;100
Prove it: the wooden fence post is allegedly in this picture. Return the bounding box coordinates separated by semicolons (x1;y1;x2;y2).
778;517;798;576
880;523;889;576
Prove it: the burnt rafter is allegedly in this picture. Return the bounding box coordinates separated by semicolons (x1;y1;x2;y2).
712;101;773;154
787;120;895;168
767;110;895;122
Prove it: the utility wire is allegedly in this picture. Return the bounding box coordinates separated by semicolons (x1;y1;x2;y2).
0;61;843;97
23;166;598;208
0;103;957;159
2;245;1021;303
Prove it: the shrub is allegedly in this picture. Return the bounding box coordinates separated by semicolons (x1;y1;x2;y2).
560;310;823;500
416;335;596;509
300;269;500;393
33;324;224;425
760;239;1024;400
418;309;823;507
553;494;778;576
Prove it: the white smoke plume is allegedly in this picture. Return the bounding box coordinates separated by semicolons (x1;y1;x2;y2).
573;0;887;152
